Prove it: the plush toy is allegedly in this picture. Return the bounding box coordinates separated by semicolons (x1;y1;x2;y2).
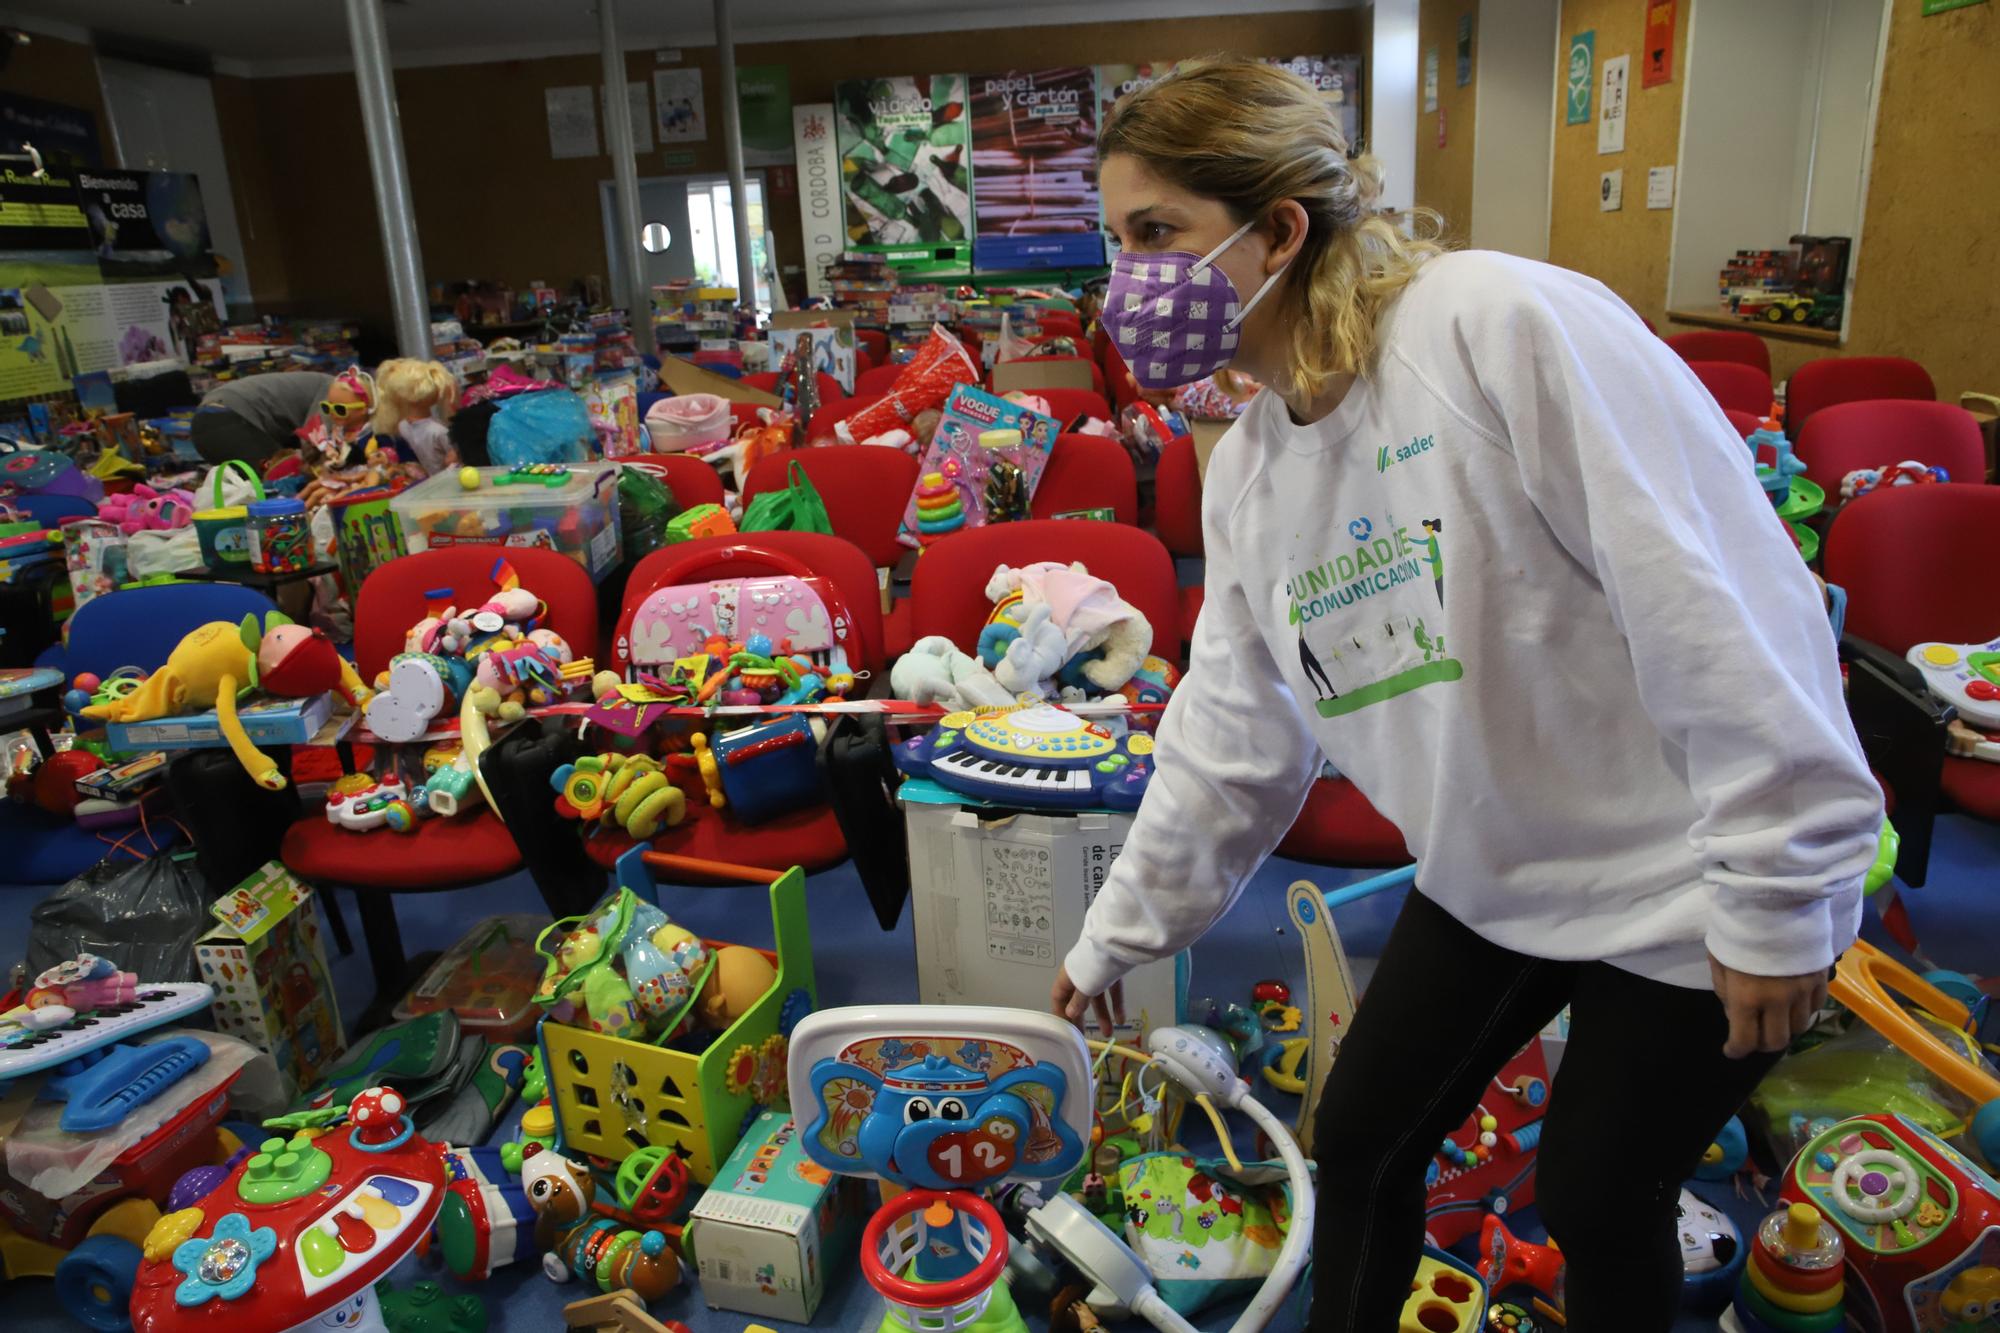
82;613;368;791
981;561;1154;698
96;482;196;534
890;634;1017;711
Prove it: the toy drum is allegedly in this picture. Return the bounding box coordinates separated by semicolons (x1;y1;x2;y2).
246;496;309;574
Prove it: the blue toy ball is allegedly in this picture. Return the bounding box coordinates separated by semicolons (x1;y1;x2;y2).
1973;1100;2000;1167
744;632;774;658
62;687;90;715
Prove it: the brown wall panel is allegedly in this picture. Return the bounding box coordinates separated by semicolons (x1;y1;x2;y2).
1414;0;1477;239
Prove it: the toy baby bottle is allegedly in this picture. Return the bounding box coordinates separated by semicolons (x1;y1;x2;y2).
1725;1202;1844;1333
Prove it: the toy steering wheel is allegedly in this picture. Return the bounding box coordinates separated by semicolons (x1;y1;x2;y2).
1830;1149;1920;1223
860;1189;1008;1310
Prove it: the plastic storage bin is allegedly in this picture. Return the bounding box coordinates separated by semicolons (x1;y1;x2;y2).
394;913;551;1042
539;849;816;1185
389;462;623;581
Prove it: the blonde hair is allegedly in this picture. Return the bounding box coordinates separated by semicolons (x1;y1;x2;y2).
372;358;459;435
1100;56;1447;397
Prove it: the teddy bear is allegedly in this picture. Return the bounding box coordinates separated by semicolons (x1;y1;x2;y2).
980;561;1154;700
891;635;1018;712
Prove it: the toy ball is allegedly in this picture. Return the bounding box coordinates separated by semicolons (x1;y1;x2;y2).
1677;1188;1745;1312
382;798;419;833
744;632;774;658
62;687;91;715
459;465;481;490
32;749;104;817
73;672;101;694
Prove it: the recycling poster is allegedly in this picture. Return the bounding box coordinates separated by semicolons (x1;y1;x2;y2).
833;74;973;275
0;166;225;402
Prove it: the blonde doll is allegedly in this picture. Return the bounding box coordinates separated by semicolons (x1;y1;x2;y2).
374;358;460;476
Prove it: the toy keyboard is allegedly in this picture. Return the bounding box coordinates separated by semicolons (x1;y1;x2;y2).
1908;636;2000;729
0;982;214;1080
893;704;1155;811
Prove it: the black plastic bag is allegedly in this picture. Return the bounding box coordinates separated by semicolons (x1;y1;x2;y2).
28;848;209;983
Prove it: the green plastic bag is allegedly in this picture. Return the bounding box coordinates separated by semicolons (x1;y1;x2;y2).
739;457;832;535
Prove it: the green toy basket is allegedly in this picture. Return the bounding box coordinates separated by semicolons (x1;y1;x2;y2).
538;850;816;1185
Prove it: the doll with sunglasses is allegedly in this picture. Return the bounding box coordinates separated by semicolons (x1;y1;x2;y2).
296;367;422;508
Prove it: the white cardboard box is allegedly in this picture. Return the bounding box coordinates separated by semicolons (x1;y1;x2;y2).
902;793;1185;1037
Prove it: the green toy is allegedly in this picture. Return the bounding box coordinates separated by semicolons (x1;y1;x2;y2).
375;1279;488;1333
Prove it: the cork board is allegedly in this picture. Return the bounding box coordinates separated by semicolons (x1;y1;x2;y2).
1545;0;1689;331
1414;0;1479;240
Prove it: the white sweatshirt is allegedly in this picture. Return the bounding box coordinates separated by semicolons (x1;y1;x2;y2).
1068;250;1882;994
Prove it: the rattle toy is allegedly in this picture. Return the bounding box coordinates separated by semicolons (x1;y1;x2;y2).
520;1144;680;1301
323;778;422;833
894;704;1157;811
129;1087;445;1333
551;753;687;840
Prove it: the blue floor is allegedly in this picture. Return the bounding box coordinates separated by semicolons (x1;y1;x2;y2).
8;813;2000;1331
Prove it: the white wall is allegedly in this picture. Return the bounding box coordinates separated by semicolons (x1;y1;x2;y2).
1469;0;1558;259
1371;0;1420;212
1668;0;1884;310
96;58;253;307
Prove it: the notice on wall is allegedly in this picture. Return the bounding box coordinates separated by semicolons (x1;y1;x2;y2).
834;74;973;272
1457;14;1474;86
1600;168;1624;211
1642;0;1677;87
654;68;706;144
792;103;842;298
545;86;597;159
736;65;793;166
0;93;101;171
969;67;1102;271
1598;54;1629;154
601;81;653;154
1566;31;1595;125
1424;48;1439;111
1646;165;1675;210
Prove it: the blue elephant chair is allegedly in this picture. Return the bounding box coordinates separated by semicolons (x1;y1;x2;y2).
4;581;278;888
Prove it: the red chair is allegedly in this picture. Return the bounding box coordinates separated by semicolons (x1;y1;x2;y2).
280;546;598;1013
741;370;848;402
1823;485;2000;840
1275;775;1411;867
1034;312;1086;337
910;520;1180;662
855;363;906;398
1723;409;1761;439
1023;387;1115;429
855;348;877;376
592;533;887;878
1103;343;1139;411
625;453;725;510
804;393;887;445
728;401;768;437
995;354;1107;398
741;446;918;568
1663;329;1771;375
1030;435;1139;525
1688;360;1775;417
1154;433;1206;653
1787;356;1935;439
1795;400;1988;493
857;328;890;364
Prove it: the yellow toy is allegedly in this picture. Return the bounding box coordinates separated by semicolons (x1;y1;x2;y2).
82;615;368;790
697;945;777;1031
552;753;687;840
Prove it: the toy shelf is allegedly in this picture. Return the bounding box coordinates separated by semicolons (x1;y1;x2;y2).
1665;306;1842;346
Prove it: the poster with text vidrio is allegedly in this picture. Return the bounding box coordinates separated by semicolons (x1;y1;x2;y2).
0;168;227;402
969;68;1104;272
834;74;972;276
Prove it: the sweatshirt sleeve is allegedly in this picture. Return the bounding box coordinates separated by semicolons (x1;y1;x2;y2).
1064;441;1322;996
1440;263;1881;979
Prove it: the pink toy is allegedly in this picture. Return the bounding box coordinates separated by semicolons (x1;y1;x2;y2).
26;954;138;1010
97;483;196;535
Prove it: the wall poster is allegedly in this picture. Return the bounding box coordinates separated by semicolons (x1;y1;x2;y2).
969;67;1103;272
833;74;972;275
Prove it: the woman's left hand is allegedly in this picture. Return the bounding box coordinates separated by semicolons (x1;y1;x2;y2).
1708;955;1829;1059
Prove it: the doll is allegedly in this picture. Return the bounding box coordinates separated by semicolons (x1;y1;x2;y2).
373;358;461;476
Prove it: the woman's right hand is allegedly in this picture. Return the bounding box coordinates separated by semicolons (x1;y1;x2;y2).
1052;965;1125;1038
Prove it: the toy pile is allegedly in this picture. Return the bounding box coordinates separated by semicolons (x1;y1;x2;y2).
1840;459;1950;500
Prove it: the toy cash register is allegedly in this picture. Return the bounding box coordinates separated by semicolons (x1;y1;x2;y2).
893;704;1156;810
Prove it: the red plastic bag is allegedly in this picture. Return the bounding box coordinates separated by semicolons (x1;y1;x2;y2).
835;324;979;449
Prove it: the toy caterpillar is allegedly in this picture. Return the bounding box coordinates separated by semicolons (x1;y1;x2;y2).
551;753;686;839
521;1144;679;1301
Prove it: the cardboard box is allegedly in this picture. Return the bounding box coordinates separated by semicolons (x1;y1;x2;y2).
107;690;335;753
685;1111;867;1324
901;785;1185;1038
990;356;1097;394
658;355;781;407
767;311;858;393
195;861;346;1097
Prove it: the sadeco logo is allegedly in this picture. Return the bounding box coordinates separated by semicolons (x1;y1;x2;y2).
1376;433;1437;473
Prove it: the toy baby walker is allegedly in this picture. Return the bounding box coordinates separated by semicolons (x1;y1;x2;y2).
128;1086;446;1333
789;1005;1319;1333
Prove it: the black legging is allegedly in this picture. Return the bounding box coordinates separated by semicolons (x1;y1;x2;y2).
1312;889;1779;1332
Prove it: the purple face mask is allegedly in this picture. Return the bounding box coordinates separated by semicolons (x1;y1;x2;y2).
1102;218;1290;390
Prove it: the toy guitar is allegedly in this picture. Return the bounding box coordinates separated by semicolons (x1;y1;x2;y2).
893;703;1155;811
1909;637;2000;763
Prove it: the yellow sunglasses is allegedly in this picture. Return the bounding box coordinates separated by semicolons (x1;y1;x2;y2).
319;399;366;419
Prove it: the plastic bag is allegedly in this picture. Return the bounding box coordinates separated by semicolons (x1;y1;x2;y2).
487;387;594;466
740;458;832;535
28;848;209;983
836;324;979;447
618;464;677;563
124;525;204;577
200;458;266;508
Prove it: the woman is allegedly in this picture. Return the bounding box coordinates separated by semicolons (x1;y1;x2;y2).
191;369;332;465
1054;57;1881;1330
